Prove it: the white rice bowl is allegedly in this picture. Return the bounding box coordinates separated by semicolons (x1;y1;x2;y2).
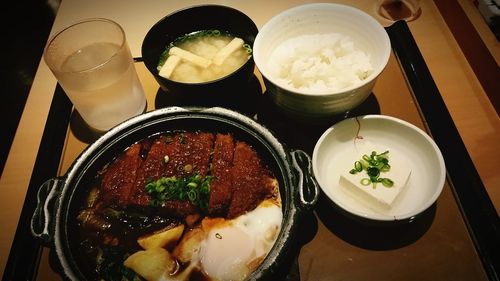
253;3;391;119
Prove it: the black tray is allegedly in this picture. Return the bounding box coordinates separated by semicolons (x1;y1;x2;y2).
2;20;499;281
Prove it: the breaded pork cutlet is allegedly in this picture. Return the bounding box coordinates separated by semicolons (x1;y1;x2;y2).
208;133;235;216
227;141;275;218
100;143;143;207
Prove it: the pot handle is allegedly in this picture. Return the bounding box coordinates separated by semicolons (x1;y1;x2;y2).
290;149;319;210
31;177;63;246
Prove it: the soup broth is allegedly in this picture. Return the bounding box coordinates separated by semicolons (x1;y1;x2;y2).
157;30;251;83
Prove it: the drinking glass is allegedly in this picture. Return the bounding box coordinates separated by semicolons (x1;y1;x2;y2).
376;0;421;22
44;18;146;131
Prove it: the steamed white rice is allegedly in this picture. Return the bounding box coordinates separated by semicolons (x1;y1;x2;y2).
267;33;373;93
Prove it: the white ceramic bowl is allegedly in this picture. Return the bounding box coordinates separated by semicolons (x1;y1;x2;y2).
253;3;391;119
312;115;446;221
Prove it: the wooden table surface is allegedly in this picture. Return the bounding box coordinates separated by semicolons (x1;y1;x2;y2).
1;0;498;279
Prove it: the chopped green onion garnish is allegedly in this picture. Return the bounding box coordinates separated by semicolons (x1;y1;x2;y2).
361;178;371;186
381;178;394;187
367;167;380;178
145;174;213;213
349;150;394;189
380;164;391;172
354;161;363;172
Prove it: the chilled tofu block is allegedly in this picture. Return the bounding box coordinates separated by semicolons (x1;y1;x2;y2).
339;141;411;210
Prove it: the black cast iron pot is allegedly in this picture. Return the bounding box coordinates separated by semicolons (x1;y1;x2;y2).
31;107;319;281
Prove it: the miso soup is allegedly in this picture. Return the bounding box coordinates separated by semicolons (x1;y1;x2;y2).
157;30;252;83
